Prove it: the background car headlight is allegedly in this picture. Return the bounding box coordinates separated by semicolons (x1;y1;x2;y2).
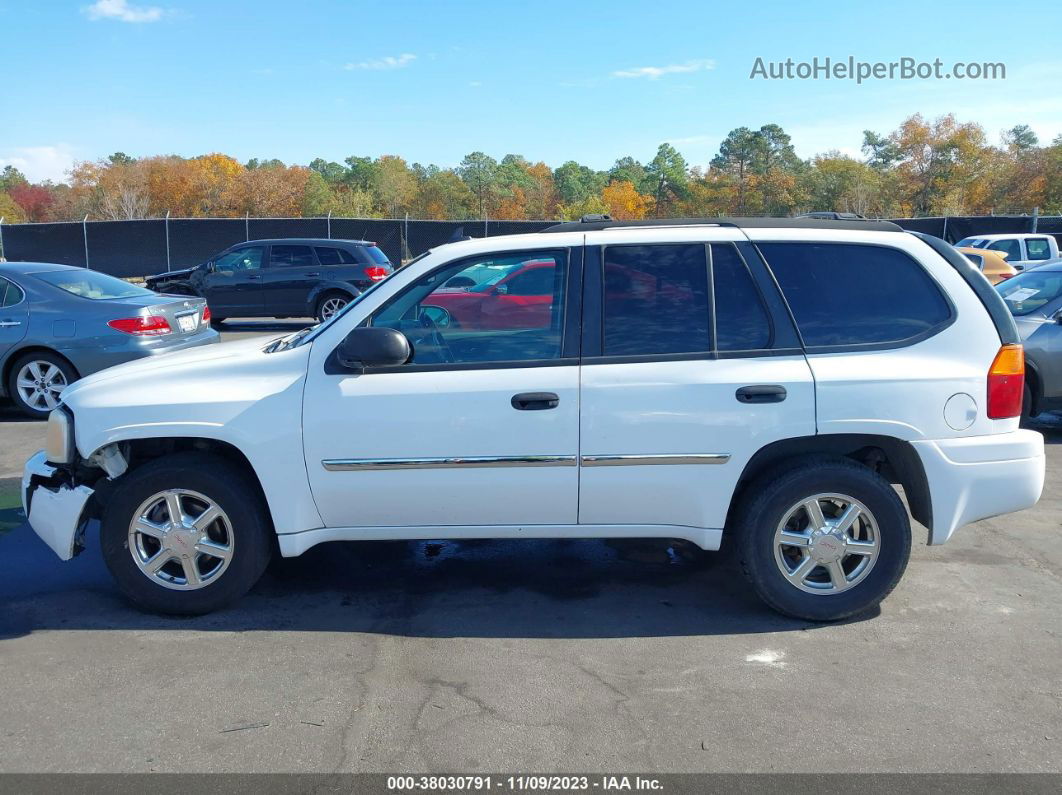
45;408;74;465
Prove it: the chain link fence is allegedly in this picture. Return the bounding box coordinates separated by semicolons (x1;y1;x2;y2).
1;214;1060;278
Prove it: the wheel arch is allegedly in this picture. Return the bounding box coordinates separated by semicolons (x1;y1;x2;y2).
728;433;932;536
308;282;359;311
2;345;81;398
87;436;275;540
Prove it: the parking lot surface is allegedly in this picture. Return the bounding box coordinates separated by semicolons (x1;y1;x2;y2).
0;321;1059;773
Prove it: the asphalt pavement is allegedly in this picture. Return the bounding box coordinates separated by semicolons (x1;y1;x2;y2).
0;320;1059;773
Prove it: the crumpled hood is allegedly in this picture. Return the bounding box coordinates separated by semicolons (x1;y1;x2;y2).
146;267;196;283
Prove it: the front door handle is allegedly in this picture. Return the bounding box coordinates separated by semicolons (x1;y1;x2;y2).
247;274;262;280
511;392;560;411
305;271;320;277
736;385;787;404
0;320;21;327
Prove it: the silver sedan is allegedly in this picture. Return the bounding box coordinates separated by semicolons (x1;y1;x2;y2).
0;262;219;418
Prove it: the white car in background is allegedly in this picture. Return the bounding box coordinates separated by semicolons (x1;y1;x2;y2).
955;233;1059;271
22;217;1045;622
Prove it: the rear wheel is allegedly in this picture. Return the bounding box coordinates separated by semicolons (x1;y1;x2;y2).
7;351;78;419
316;292;351;323
100;452;272;615
735;456;911;621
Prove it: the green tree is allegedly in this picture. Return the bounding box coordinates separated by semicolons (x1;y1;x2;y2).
711;127;760;213
608;157;647;193
1003;124;1039;153
0;165;28;192
645;143;688;214
309;158;347;183
458;151;500;217
552;160;605;205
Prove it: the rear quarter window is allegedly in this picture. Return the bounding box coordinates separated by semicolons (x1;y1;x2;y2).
758;242;953;349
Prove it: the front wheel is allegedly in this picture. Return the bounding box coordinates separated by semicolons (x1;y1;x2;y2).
735;456;911;621
100;452;273;615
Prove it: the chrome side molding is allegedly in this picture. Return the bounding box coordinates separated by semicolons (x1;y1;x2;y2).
323;453;730;471
322;455;578;471
580;454;730;467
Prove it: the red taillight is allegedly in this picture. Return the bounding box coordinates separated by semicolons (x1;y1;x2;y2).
202;305;212;322
365;266;389;282
108;315;172;336
997;273;1014;281
987;344;1024;419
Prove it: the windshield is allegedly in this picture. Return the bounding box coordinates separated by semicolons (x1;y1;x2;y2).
33;269;154;300
996;270;1062;316
956;238;988;249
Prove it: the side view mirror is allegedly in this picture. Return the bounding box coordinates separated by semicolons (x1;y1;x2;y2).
203;261;215;273
336;327;412;371
1054;310;1062;325
492;284;509;296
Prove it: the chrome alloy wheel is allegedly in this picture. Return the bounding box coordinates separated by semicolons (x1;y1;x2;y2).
128;489;234;590
319;296;347;320
15;360;68;411
772;493;880;594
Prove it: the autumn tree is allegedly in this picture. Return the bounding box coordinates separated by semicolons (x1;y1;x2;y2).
372;155;416;217
0;191;27;224
601;180;653;220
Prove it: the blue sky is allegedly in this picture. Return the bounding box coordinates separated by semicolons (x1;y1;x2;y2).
2;0;1061;183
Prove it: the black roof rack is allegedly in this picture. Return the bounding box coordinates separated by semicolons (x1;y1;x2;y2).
540;216;903;233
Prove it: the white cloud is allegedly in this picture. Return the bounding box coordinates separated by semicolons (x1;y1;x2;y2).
0;145;78;184
344;53;416;71
83;0;167;23
613;59;715;80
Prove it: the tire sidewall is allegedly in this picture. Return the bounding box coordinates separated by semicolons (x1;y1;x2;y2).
100;454;271;615
739;463;911;621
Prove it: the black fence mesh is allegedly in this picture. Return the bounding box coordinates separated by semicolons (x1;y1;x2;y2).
2;215;1059;277
3;221;88;267
86;219;167;277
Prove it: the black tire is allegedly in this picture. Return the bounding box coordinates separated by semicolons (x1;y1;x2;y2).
315;291;351;323
6;350;79;419
100;452;273;615
735;456;911;622
1021;383;1036;427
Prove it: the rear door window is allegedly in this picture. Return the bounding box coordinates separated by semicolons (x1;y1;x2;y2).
711;244;771;351
269;245;315;268
1026;238;1052;261
758;243;952;348
602;244;710;356
986;239;1021;261
314;247;343;266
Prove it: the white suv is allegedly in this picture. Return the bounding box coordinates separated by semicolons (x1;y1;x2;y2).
22;217;1046;621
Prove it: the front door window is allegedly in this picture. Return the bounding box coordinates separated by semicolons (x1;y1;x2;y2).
372;250;569;365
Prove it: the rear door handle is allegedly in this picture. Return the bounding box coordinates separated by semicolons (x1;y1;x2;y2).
247;274;261;280
305;272;320;277
0;320;21;327
736;385;787;404
511;392;560;411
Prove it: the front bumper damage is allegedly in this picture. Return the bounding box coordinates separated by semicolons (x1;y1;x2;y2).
22;450;95;561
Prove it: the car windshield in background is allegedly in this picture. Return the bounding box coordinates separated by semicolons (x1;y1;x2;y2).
956;238;989;248
33;269;154;300
996;270;1062;315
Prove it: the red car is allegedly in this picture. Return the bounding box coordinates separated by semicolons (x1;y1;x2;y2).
423;259;557;330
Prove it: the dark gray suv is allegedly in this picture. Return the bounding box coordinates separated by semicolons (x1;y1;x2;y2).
145;238;394;323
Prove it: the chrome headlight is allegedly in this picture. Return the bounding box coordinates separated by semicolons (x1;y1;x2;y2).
45;407;74;465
